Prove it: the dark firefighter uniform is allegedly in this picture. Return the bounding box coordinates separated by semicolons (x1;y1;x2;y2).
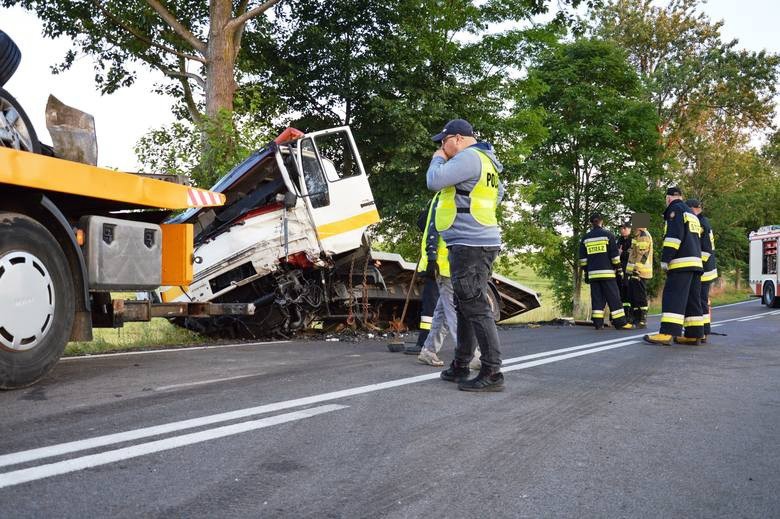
626;228;653;328
579;216;632;329
686;199;718;340
645;192;703;345
616;227;633;314
404;193;441;354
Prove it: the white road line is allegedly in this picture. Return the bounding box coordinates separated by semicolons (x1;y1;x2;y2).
0;339;638;469
0;404;346;490
1;308;772;471
737;315;765;322
60;340;291;360
156;374;264;391
648;298;756;316
710;299;759;309
505;341;638;373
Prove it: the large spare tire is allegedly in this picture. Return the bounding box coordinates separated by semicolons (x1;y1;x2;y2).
0;30;22;87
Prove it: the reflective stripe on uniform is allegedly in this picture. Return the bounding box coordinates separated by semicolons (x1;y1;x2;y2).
611;309;626;319
683;315;704;327
419;315;433;330
592;310;605;318
669;256;703;269
702;251;711;262
661;312;685;325
663;237;681;249
589;269;616;279
583;237;609;244
579;258;588;266
701;269;718;282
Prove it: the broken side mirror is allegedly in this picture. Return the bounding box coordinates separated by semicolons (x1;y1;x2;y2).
284;191;297;209
276;192;298;209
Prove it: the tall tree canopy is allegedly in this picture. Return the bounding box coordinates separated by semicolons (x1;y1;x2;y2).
592;0;780;281
513;38;662;313
249;0;591;258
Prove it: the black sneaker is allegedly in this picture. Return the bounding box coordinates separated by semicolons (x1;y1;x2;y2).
458;370;505;392
440;364;470;382
403;344;423;355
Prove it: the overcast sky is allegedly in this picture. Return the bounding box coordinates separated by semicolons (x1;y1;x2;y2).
2;0;778;171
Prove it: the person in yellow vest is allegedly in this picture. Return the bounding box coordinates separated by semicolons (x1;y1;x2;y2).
403;197;441;355
626;224;653;328
416;192;481;369
427;118;505;392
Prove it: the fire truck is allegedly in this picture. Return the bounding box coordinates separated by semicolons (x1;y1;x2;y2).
748;225;780;307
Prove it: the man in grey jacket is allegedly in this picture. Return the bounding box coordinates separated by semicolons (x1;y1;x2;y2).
427;119;505;392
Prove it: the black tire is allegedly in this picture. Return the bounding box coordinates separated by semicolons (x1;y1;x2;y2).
0;213;75;389
0;86;40;153
0;31;21;87
763;281;780;308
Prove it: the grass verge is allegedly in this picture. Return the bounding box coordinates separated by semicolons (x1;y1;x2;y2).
65;318;201;357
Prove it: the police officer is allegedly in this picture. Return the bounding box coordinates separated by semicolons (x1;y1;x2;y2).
644;187;704;345
404;195;441;355
579;213;634;330
617;222;633;316
427;118;505;392
681;199;717;343
626;224;653;328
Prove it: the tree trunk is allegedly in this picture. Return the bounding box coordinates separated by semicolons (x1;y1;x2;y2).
206;1;237;119
572;264;583;318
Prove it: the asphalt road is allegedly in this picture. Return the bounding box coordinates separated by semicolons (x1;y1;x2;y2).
1;300;779;518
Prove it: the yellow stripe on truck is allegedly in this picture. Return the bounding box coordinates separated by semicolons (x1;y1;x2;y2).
0;148;224;209
316;209;380;239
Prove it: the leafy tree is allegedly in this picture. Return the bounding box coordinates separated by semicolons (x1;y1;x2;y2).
592;0;779;157
4;0;282;177
248;0;592;258
512;38;662;314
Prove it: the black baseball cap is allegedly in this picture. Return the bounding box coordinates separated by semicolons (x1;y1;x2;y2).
666;186;682;196
685;198;701;208
432;119;474;143
620;220;632;228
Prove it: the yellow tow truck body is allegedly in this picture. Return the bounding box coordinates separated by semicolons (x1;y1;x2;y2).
0;146;228;389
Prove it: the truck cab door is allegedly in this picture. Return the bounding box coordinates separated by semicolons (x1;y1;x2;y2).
293;127;379;255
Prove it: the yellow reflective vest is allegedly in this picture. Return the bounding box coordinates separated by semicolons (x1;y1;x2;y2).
626;230;653;279
418;192;450;278
434;150;499;232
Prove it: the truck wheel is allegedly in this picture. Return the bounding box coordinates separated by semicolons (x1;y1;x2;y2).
0;87;41;154
0;213;75;389
0;31;21;87
763;281;780;308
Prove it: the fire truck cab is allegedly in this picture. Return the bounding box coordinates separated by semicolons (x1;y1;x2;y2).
749;225;780;307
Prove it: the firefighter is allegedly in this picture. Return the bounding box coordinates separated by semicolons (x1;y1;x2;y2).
616;222;633;316
579;212;634;330
404;195;440;355
626;223;653;328
682;199;717;343
644;187;704;345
